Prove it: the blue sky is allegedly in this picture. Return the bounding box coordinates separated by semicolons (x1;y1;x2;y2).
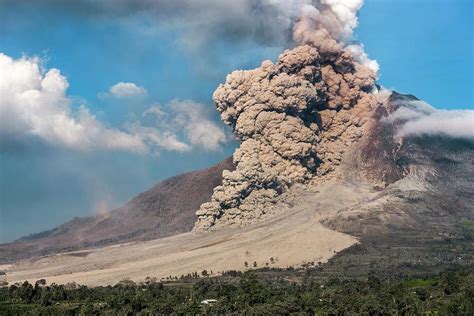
357;0;473;109
0;0;472;242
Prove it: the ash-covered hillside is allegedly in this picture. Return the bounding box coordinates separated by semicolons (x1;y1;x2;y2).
317;92;474;276
0;158;234;262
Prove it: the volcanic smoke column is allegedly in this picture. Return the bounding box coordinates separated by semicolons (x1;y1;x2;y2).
194;0;379;231
193;43;377;231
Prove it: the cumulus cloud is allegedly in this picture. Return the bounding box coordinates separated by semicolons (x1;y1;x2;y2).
143;99;229;151
109;82;147;98
169;100;229;151
0;53;146;152
130;124;191;153
0;53;229;153
386;100;474;140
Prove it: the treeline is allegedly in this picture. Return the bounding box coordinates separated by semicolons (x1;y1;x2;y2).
0;269;473;315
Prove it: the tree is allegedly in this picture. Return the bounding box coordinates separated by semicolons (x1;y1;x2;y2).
441;271;460;295
35;279;47;287
18;281;34;303
40;290;52;307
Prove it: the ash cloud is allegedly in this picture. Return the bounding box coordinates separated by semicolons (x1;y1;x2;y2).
1;1;377;71
2;1;383;232
1;0;299;47
192;1;384;231
194;44;378;230
386;100;474;140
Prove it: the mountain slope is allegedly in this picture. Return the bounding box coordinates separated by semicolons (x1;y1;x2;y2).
0;158;234;262
314;92;474;277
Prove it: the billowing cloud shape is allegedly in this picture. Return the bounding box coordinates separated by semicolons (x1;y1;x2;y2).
0;0;376;155
109;82;147;98
0;53;229;153
1;1;376;73
345;44;380;75
0;53;146;152
386;100;474;140
143;99;230;152
194;43;378;231
130;123;192;153
169;99;229;151
1;0;304;47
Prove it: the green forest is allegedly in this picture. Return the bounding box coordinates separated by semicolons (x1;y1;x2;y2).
1;268;473;315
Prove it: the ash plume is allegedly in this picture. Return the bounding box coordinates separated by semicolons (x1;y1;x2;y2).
1;1;377;73
194;1;380;231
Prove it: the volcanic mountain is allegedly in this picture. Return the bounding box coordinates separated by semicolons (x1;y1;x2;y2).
1;89;472;285
1;0;472;288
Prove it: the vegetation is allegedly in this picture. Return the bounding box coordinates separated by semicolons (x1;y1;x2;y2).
1;268;473;315
462;219;474;228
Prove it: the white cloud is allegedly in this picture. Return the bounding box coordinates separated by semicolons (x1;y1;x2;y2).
169;99;229;151
109;82;147;98
0;53;230;154
143;105;168;120
130;124;191;153
143;99;230;151
345;44;379;75
398;110;474;139
385;99;474;140
0;53;146;152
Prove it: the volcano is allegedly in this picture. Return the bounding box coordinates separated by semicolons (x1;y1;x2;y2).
1;86;472;285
